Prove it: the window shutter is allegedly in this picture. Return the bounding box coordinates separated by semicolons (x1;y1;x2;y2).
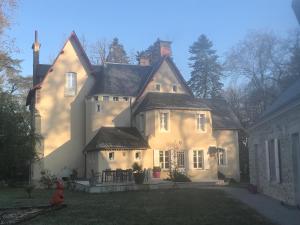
188;150;194;170
265;140;270;181
153;150;160;167
204;150;210;169
274;139;280;183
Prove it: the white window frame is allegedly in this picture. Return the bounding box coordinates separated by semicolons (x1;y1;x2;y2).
177;151;185;169
134;151;142;161
155;83;161;92
159;111;170;132
217;148;227;166
159;150;170;170
64;72;77;96
193;150;204;169
108;152;115;161
113;96;119;102
196;113;206;132
265;138;281;183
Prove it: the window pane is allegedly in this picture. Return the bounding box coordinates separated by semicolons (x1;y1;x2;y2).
193;151;197;168
268;139;276;181
103;96;109;101
200;114;205;131
165;151;170;168
177;151;185;168
198;151;203;169
164;113;168;130
159;151;164;168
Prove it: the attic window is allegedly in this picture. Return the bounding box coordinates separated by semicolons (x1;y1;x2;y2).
172;84;177;92
123;97;129;102
94;96;99;101
65;72;77;96
103;96;109;101
113;97;119;102
155;83;161;92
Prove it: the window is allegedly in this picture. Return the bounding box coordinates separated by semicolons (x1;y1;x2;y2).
159;151;170;169
96;103;101;112
196;114;206;132
217;148;226;166
103;96;109;101
140;114;145;134
160;112;169;131
65;72;77;96
193;150;204;169
172;84;177;92
113;96;119;102
94;96;99;101
108;152;114;161
135;151;141;160
266;138;281;183
155;83;161;92
123;97;129;102
177;151;185;168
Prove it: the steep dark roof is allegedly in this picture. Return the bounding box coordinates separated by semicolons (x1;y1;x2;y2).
88;63;153;96
134;92;210;114
202;99;243;130
260;78;300;120
83;127;149;152
134;92;242;130
35;64;51;85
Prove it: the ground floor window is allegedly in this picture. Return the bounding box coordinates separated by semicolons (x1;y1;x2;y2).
159;150;170;169
108;152;114;161
193;150;204;169
177;151;185;168
217;148;226;166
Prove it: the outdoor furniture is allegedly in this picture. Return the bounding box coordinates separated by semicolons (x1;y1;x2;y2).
101;169;133;183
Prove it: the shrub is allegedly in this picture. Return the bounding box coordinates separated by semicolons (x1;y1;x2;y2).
39;170;56;189
169;170;191;182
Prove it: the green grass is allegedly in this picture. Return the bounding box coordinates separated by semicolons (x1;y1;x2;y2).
0;188;275;225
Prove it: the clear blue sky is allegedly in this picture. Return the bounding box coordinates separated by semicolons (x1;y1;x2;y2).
7;0;298;80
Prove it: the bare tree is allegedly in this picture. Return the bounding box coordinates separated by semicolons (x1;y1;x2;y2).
89;38;109;65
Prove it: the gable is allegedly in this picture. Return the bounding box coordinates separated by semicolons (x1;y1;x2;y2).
138;57;192;98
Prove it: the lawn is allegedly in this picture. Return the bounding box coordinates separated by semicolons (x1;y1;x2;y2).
0;188;274;225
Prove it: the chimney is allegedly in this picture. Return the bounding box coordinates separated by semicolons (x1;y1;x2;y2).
159;40;172;57
139;54;150;66
32;30;40;85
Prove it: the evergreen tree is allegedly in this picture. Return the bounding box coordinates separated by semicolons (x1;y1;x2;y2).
188;35;223;98
106;38;129;64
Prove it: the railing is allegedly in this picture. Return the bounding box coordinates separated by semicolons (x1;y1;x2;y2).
101;169;134;183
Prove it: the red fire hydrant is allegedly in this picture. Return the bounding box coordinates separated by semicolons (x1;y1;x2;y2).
50;179;64;206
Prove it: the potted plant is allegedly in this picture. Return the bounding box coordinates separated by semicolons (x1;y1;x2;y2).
132;163;145;184
153;166;161;178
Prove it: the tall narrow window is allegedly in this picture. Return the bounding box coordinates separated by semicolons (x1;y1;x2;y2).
268;139;276;182
177;151;185;168
160;112;169;131
217;148;226;166
193;150;204;169
197;114;206;132
65;72;77;96
159;151;170;169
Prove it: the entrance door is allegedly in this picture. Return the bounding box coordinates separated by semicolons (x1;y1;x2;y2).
292;133;300;205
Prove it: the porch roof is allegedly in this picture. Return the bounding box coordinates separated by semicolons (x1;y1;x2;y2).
83;127;149;152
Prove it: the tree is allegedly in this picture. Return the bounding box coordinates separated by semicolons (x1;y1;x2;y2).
0;93;38;182
89;38;109;65
106;38;129;64
187;35;223;98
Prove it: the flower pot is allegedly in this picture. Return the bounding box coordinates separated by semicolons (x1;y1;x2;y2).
153;171;160;178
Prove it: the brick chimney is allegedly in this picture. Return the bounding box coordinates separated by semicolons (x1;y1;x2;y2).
32;30;40;85
159;40;172;57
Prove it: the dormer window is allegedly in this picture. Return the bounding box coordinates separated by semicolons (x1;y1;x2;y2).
123;97;129;102
65;72;77;96
155;83;161;92
113;96;119;101
103;96;109;101
94;96;99;101
172;84;177;92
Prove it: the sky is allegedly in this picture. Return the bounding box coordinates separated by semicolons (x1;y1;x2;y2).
6;0;299;81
